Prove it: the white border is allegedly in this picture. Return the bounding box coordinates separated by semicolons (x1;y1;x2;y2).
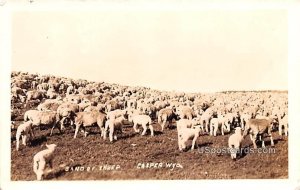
1;1;300;190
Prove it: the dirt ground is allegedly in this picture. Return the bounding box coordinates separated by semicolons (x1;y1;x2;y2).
11;101;288;180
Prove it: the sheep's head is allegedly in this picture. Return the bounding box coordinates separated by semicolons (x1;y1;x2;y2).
46;144;57;151
235;127;242;135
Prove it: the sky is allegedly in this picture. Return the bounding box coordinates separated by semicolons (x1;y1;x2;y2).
12;9;288;93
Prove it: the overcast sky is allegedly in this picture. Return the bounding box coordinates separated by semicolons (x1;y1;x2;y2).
12;9;287;93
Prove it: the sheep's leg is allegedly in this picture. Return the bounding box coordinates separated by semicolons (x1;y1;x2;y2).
226;122;231;132
22;135;27;146
278;123;282;136
133;123;139;133
83;127;88;137
109;126;114;142
252;134;258;149
262;140;265;148
50;122;60;136
36;160;46;181
230;146;236;160
213;125;218;136
149;125;154;136
249;134;253;141
60;117;66;131
178;135;182;151
284;125;288;136
205;120;209;133
270;134;274;147
209;123;213;136
16;134;20;151
114;128;120;141
181;140;186;150
161;115;167;131
99;125;105;137
141;125;147;136
104;122;109;140
74;124;80;138
191;135;197;150
161;120;166;131
241;119;244;130
221;124;224;136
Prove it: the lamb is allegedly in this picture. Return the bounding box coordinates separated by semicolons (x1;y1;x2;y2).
128;114;154;136
16;121;35;151
33;144;57;180
228;127;243;160
177;124;201;151
104;115;127;142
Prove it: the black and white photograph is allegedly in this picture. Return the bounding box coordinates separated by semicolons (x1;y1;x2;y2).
1;1;300;189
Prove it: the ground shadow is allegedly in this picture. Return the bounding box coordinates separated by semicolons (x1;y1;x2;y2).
120;132;138;140
154;131;164;136
30;135;47;147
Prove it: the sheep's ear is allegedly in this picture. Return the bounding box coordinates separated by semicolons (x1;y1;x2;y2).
46;143;49;148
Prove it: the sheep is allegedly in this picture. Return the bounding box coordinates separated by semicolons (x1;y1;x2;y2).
73;111;106;138
176;106;195;120
157;108;178;131
228;127;243;160
278;114;288;136
23;110;61;136
243;118;274;149
33;144;57;181
26;90;46;103
104;115;127;142
209;113;226;136
128;114;154;136
200;108;213;133
37;101;62;111
177;124;201;151
16;121;34;151
240;112;251;130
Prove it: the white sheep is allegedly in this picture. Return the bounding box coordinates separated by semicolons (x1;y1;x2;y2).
33;144;57;180
128;114;154;136
209;113;226;136
16;121;34;151
228;127;243;160
104;116;127;142
177;124;201;151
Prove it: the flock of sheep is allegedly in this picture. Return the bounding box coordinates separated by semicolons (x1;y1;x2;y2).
11;71;288;180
